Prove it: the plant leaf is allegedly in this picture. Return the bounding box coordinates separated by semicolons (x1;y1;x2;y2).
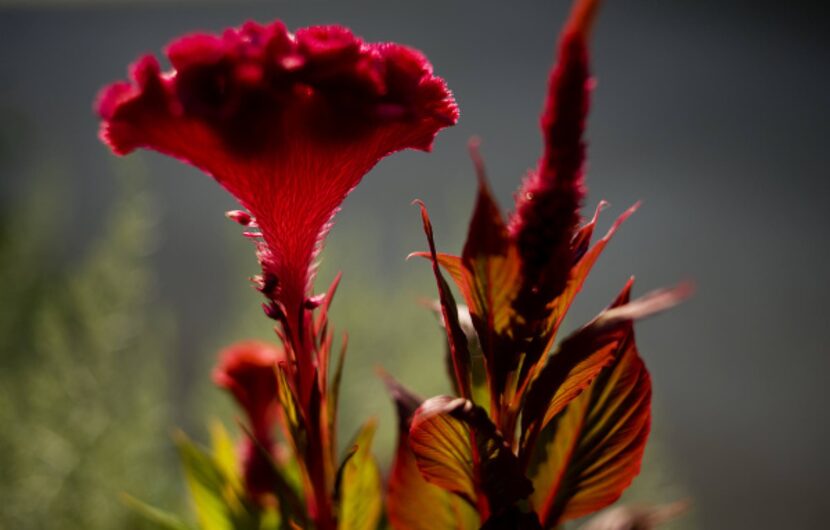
328;334;348;452
236;422;308;528
276;365;306;455
527;283;660;527
336;419;382;530
210;420;242;492
460;148;523;402
413;201;473;399
382;373;480;530
522;280;689;450
578;501;689;530
408;396;476;505
121;493;195;530
550;203;638;335
425;301;490;412
174;431;240;530
409;396;533;517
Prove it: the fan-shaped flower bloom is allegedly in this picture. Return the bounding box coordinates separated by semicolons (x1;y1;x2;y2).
97;20;458;335
213;340;283;499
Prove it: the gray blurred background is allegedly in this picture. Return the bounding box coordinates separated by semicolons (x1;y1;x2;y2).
1;1;828;529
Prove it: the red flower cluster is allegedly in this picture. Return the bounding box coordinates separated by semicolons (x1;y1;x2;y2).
97;20;458;328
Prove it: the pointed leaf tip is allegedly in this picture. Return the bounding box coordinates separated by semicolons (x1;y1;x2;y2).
598;282;693;328
566;0;602;41
467;136;489;187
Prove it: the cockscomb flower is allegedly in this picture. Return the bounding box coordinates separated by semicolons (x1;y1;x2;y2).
96;19;458;346
213;340;283;500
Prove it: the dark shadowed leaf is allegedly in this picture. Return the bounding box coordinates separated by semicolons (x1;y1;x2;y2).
236;422;307;527
480;506;543;530
413;201;473;399
328;336;348;441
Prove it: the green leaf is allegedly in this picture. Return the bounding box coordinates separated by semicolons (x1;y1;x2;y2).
210;420;242;492
175;431;240;530
121;493;194;530
336;419;382;530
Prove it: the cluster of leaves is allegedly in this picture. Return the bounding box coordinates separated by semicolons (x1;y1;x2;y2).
0;170;179;529
136;277;384;530
381;2;688;528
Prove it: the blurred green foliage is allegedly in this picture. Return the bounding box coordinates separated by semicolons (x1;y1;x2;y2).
0;168;181;529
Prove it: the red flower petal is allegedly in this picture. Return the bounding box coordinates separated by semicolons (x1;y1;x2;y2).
97;21;458;322
213;340;284;437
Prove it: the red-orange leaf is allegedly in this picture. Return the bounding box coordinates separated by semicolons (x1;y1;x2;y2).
409;396;533;519
383;375;479;530
415;202;473;399
408;396;477;506
526;283;668;528
550;203;639;335
530;335;650;527
460;144;523;403
522;280;690;455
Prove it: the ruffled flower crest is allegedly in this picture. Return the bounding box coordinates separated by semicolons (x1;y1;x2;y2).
97;20;458;326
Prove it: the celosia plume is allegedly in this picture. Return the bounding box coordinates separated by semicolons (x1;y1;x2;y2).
97;20;457;336
98;19;457;530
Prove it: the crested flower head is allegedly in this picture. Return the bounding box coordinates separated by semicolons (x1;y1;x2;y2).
213;340;283;437
97;20;458;322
